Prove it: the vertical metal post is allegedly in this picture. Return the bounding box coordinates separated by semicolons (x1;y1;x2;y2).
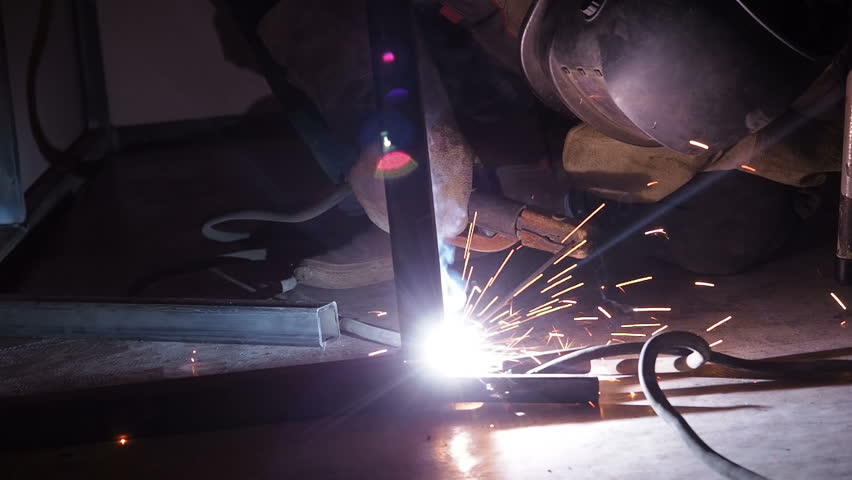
367;0;444;356
0;4;24;225
836;70;852;283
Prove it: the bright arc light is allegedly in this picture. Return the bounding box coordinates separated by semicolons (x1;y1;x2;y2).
420;318;502;377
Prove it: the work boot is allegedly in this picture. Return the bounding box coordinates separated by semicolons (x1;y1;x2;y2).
294;224;394;289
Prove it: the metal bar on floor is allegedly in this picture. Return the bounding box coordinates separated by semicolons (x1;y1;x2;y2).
0;298;340;347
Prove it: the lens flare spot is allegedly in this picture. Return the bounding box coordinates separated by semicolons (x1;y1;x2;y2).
382;51;396;63
376;150;417;178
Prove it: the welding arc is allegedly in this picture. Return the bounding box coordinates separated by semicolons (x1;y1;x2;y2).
202;183;353;242
530;331;852;480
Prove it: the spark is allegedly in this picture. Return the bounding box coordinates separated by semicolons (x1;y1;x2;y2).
554;239;589;265
597;306;613;319
830;292;847;310
584;327;593;337
190;357;196;363
528;303;573;320
646;181;659;187
651;325;670;336
469;280;493;315
706;315;732;332
492;249;515;285
117;436;129;446
368;349;388;357
464;286;482;310
527;306;553;317
528;299;560;314
561;203;605;244
192;350;197;354
462;211;478;279
548;263;578;283
621;323;661;328
540;275;573;293
588;401;597;408
548;332;565;338
740;164;757;172
488;309;510;324
478;295;500;317
611;338;626;343
551;282;585;298
841;321;847;327
369;310;388;317
644;228;668;237
615;276;653;289
689;139;710;150
629;392;637;399
694;281;715;287
633;307;672;312
464;265;474;291
530;355;542;365
611;332;647;337
574;316;599;321
513;273;544;297
709;339;723;347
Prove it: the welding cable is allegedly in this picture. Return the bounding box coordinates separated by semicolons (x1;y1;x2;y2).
201;183;353;242
339;317;401;348
528;331;852;479
639;332;769;480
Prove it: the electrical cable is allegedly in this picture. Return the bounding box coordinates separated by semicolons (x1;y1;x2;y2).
526;330;852;479
201;182;353;242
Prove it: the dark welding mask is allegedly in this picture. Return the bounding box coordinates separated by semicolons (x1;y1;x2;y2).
519;0;849;154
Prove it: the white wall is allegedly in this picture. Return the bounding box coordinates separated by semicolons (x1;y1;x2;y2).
96;0;271;126
2;0;85;190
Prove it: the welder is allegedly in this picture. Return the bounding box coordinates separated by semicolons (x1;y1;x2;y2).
209;0;849;289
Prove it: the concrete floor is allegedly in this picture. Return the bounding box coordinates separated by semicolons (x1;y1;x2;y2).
0;126;850;478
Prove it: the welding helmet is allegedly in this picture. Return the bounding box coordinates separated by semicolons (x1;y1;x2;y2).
519;0;850;154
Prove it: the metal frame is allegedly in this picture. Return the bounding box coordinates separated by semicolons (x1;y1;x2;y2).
367;0;445;355
0;3;25;226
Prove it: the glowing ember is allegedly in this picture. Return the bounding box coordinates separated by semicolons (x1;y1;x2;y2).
646;181;659;187
513;273;544;297
651;325;670;336
644;228;668;237
615;276;653;289
706;315;732;332
740;164;757;172
709;339;723;347
694;281;715;287
560;203;605;244
689;140;710;150
550;282;585;298
540;275;574;293
554;240;588;265
830;292;847;310
117;436;129;446
548;264;578;283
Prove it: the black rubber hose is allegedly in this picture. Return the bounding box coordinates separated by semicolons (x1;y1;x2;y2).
639;332;769;480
